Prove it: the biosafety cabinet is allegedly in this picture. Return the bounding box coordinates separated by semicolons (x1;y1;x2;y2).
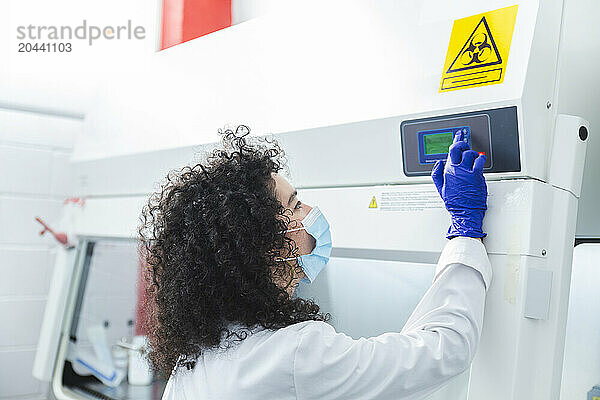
34;1;600;399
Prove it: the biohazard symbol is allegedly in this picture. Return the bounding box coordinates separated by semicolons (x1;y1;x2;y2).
440;5;517;92
446;17;502;73
462;33;492;65
369;196;377;209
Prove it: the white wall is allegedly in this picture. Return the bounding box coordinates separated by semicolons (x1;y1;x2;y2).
231;0;294;25
0;109;82;399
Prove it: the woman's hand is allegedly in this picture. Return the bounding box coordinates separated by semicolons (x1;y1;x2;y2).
431;131;488;239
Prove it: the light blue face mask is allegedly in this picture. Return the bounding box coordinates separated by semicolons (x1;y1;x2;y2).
279;206;332;283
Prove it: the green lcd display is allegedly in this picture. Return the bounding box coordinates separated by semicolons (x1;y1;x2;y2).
423;132;453;155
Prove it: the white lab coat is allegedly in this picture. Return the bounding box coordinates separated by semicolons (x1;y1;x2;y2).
162;236;492;400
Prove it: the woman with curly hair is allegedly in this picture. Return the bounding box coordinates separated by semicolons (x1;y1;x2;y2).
139;126;492;400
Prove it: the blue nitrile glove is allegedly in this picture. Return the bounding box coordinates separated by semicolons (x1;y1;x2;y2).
431;131;488;239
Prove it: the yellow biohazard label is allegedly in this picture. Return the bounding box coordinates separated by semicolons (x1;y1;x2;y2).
369;196;377;208
439;5;518;92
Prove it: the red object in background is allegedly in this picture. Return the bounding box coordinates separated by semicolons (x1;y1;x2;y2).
35;216;73;248
64;197;86;206
161;0;232;50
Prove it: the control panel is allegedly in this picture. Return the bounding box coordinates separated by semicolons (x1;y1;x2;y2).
400;106;520;176
418;126;471;164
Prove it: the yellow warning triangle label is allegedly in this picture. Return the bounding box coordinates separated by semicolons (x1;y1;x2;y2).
369;196;377;208
439;5;518;92
446;17;502;73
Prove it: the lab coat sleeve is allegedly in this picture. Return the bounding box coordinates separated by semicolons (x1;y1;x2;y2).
293;237;491;400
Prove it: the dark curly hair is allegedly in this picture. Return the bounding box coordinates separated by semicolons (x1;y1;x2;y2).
138;125;329;377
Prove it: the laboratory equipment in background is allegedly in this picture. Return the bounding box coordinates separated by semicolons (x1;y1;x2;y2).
588;385;600;400
129;337;153;386
33;1;600;399
55;239;161;398
67;324;126;387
